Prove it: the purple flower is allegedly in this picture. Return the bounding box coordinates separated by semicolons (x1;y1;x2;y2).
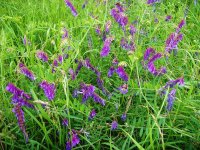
143;47;156;61
166;88;176;111
6;83;31;99
36;50;48;62
11;95;34;108
95;25;101;36
82;59;101;77
143;48;166;76
64;0;78;17
71;130;80;147
88;109;96;120
115;2;124;12
66;141;72;150
62;119;68;126
53;59;58;67
120;37;135;51
147;0;160;4
105;20;112;33
165;15;172;21
40;81;56;101
110;7;128;28
130;24;136;36
118;13;128;27
92;93;106;106
62;27;68;39
80;83;95;103
116;66;129;81
120;37;129;50
164;77;184;89
96;77;108;95
12;103;29;143
147;57;166;76
19;63;35;80
165;33;183;54
58;55;63;63
119;84;128;94
159;77;184;97
75;61;83;75
165;19;185;54
121;113;126;121
177;19;185;32
69;68;75;80
108;66;115;77
111;121;118;130
100;37;114;57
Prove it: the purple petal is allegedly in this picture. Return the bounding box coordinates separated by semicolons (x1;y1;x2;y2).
19;63;35;80
40;81;56;100
64;0;78;17
111;121;118;130
108;66;115;77
116;66;129;81
36;50;48;62
92;93;106;106
88;109;96;120
119;84;128;94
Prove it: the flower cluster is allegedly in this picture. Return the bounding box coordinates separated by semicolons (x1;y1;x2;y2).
66;130;80;150
143;48;166;76
120;24;136;52
12;103;29;143
6;83;33;142
74;83;106;106
159;77;184;111
165;15;172;21
111;121;118;130
64;0;78;17
107;58;129;94
52;55;64;73
36;50;49;62
120;37;135;51
19;63;36;80
39;81;56;101
88;109;96;120
100;37;114;57
165;20;185;54
110;3;128;28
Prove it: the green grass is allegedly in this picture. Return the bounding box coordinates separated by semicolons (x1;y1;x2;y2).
0;0;200;149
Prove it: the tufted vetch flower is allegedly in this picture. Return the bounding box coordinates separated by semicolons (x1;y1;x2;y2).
143;48;166;76
100;37;114;57
64;0;78;16
116;66;129;81
36;50;48;62
111;121;118;130
19;63;35;80
119;84;128;94
80;83;95;103
12;103;29;143
6;83;31;100
166;88;176;111
40;81;56;101
88;109;96;120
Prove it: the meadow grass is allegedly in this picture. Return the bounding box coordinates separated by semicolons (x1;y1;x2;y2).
0;0;200;149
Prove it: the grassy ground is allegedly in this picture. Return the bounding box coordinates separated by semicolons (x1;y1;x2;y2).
0;0;200;149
